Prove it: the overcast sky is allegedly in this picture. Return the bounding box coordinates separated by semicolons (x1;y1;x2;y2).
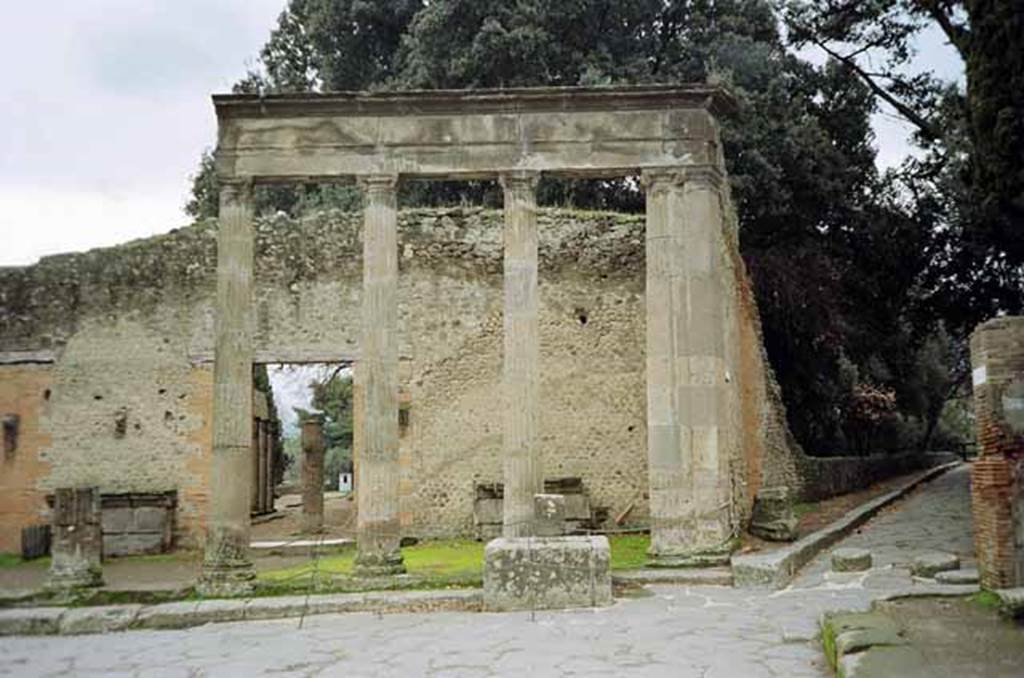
0;3;965;267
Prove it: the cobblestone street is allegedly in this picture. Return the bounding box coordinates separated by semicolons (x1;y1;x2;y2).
0;466;991;677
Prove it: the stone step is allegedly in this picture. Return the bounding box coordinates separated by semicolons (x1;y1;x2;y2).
612;567;734;586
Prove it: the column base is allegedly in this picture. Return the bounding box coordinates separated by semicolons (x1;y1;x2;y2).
354;552;406;578
197;560;257;597
646;539;736;569
46;566;103;591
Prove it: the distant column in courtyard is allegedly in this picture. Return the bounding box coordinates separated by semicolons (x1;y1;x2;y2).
500;170;542;538
261;420;274;513
642;166;734;567
301;417;326;533
354;174;406;576
199;179;257;596
251;419;260;513
47;487;103;590
969;316;1024;589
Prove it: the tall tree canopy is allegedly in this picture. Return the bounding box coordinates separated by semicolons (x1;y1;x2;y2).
185;0;1006;456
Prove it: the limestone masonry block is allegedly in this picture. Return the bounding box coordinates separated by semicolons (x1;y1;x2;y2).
911;551;960;578
533;494;566;537
483;536;612;612
831;548;872;572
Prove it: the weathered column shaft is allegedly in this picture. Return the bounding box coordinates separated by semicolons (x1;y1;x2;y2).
251;419;260;513
301;418;326;533
47;487;103;589
643;167;733;567
199;179;256;595
261;420;273;512
500;171;542;538
355;174;405;575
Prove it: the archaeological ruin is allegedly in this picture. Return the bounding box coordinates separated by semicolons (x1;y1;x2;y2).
0;85;984;596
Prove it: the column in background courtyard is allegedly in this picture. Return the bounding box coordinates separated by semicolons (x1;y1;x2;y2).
355;174;406;576
500;171;542;537
301;417;326;533
199;179;257;595
643;167;734;567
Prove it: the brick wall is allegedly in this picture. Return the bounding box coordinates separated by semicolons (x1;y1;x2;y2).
0;364;53;552
969;316;1024;589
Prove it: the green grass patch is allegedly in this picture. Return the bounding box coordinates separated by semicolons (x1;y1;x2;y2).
793;502;819;520
969;590;1002;610
608;533;650;570
0;553;49;569
258;534;654;587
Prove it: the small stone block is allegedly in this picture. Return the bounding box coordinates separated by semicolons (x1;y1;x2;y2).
934;567;979;585
483;536;612;612
911;551;960;578
835;627;906;656
0;607;64;636
533;494;566;537
832;548;872;572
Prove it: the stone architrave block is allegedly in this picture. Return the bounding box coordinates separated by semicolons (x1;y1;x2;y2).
483;536;612;612
533;494;566;537
831;548;872;572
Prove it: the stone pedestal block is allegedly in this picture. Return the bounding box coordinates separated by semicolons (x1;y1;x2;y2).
47;487;103;590
483;536;612;612
749;486;799;542
832;548;872;572
533;494;566;537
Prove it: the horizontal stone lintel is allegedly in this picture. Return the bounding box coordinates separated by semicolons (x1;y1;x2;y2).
0;350;56;365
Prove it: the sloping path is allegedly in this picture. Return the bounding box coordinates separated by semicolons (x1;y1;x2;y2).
0;465;984;677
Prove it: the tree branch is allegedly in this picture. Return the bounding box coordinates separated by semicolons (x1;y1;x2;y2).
915;1;969;59
809;36;943;141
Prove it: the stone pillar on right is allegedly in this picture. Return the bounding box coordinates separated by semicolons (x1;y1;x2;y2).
969;316;1024;589
642;166;735;568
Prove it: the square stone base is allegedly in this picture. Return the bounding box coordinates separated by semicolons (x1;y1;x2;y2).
483;536;612;612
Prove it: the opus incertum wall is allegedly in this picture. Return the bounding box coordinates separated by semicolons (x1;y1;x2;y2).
203;85;740;593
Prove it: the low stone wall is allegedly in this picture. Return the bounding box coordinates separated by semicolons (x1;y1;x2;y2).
795;452;959;503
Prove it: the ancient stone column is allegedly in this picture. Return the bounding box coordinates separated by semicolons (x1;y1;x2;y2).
970;316;1024;589
198;179;257;596
500;171;542;538
301;417;326;533
642;167;734;567
354;174;405;576
261;420;273;513
47;487;103;590
250;420;259;513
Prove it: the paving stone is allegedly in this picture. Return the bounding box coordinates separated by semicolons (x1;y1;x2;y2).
934;568;979;585
911;551;960;578
832;548;873;572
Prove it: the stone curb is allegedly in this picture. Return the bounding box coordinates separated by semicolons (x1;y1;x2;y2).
612;567;733;587
0;589;482;637
732;462;961;589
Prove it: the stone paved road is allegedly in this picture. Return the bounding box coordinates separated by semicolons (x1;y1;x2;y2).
0;466;979;677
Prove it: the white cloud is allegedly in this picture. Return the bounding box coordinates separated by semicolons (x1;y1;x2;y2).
1;0;285;266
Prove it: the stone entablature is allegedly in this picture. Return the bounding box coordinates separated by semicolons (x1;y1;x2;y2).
214;85;733;181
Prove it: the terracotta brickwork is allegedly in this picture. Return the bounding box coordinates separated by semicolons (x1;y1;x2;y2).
970;316;1024;589
0;364;54;553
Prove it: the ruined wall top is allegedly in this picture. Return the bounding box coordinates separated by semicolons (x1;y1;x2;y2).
213;85;734;182
0;208;646;356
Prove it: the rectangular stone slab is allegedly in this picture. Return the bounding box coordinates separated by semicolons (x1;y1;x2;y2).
483;535;612;612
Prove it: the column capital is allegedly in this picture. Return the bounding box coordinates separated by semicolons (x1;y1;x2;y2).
219;178;254;206
357;173;400;195
499;170;540;193
639;168;686;194
683;165;725;191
